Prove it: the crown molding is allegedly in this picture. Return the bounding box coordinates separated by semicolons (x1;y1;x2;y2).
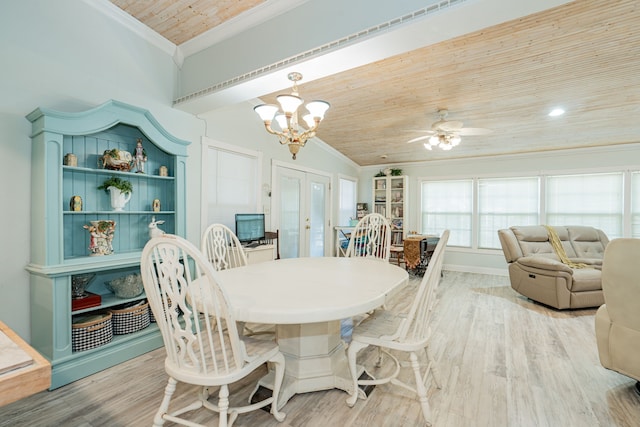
84;0;178;59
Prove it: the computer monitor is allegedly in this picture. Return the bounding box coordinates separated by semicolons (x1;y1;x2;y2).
235;213;265;243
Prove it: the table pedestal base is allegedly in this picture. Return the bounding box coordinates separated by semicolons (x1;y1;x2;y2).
251;320;362;409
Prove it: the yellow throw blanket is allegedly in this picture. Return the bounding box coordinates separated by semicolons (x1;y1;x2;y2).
543;225;589;269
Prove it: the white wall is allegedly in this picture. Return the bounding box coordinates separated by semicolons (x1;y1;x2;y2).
0;0;202;340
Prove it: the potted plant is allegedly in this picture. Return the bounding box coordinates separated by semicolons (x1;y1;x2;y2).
98;176;133;211
98;176;133;195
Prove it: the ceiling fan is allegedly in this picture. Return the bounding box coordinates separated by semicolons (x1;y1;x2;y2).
407;109;492;150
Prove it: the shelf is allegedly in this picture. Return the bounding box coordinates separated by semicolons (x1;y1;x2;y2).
63;165;175;181
71;292;148;314
64;211;175;215
27;100;190;389
373;175;407;244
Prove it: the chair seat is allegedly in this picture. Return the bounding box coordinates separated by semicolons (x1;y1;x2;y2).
352;310;428;352
165;335;280;386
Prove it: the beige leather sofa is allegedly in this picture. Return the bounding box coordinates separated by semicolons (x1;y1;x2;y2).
595;238;640;388
498;225;609;309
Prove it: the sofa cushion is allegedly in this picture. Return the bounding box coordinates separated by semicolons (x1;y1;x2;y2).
570;267;603;292
510;225;577;259
567;226;608;259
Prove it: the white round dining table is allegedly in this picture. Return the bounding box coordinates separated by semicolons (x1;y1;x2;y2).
216;256;408;409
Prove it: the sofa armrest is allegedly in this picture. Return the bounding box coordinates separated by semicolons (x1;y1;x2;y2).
517;256;573;273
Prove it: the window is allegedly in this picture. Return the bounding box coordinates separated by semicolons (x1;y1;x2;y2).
478;177;539;249
202;138;261;232
632;172;640;238
338;176;357;226
546;173;623;239
421;180;472;247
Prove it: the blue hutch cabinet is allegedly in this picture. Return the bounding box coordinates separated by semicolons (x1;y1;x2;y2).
25;100;190;388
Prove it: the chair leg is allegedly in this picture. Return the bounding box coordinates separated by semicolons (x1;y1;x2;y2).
269;352;287;422
154;377;177;426
217;384;230;427
424;346;442;390
409;352;432;426
346;340;369;407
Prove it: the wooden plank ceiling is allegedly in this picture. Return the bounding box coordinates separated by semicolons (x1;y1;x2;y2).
110;0;640;166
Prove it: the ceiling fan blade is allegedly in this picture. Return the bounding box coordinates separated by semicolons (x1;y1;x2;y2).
458;127;493;136
404;129;434;133
435;120;464;132
407;135;432;143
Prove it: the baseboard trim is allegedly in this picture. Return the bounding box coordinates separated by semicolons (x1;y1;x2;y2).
443;264;509;277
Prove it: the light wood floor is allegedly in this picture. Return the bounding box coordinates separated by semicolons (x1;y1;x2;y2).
1;271;639;426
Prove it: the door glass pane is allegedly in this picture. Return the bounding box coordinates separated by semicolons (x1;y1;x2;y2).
280;175;301;259
309;180;326;257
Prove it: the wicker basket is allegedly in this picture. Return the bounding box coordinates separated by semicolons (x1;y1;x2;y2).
72;312;113;352
148;297;182;323
109;300;150;335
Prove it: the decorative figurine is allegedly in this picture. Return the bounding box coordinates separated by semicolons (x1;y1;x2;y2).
84;220;116;256
64;153;78;167
152;198;161;212
101;148;133;171
159;165;168;177
70;195;82;211
133;138;147;173
148;216;165;239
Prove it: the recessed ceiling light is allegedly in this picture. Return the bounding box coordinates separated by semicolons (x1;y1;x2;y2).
548;108;565;117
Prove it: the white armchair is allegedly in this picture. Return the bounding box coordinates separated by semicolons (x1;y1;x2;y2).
595;238;640;392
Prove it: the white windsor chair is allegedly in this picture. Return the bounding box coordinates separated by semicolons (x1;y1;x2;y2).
201;223;248;271
141;234;286;427
345;229;450;426
201;223;274;336
345;212;392;262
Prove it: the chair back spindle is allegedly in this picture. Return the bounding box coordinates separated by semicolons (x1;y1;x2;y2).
201;224;248;271
346;213;392;261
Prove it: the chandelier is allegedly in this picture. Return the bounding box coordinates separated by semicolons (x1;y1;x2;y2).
423;133;461;151
254;72;330;160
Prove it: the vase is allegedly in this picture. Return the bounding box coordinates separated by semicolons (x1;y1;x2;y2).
85;220;116;256
71;273;96;299
108;186;131;211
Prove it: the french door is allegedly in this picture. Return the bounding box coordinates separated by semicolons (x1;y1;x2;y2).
273;165;331;258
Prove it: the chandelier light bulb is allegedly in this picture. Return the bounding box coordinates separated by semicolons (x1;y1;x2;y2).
276;94;303;114
254;104;279;121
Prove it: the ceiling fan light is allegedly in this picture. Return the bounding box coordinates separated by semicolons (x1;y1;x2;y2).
305;100;330;120
450;135;461;146
429;135;441;146
277;94;303;114
423;143;433;151
441;143;453;151
254;104;279;122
